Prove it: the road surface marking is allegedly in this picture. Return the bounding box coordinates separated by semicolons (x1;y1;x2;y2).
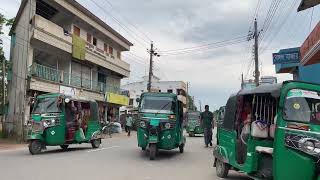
87;146;120;153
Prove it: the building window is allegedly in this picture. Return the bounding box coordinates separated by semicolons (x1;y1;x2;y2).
104;43;108;52
93;37;97;46
73;25;80;36
117;51;121;59
109;46;113;55
167;89;173;93
87;33;92;43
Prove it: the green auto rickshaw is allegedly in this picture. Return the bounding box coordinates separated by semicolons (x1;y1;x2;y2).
186;111;203;137
27;93;104;155
137;92;186;160
213;81;320;180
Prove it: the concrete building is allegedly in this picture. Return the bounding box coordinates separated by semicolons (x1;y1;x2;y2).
6;0;132;139
121;76;187;112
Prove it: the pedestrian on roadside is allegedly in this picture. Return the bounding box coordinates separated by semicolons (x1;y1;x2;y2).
200;105;214;147
125;112;133;136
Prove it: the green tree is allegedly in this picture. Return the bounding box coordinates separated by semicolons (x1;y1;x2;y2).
0;13;14;117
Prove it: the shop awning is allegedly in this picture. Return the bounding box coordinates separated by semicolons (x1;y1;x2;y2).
300;21;320;65
297;0;320;11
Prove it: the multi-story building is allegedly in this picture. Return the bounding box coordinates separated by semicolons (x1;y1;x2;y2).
6;0;132;139
121;76;187;112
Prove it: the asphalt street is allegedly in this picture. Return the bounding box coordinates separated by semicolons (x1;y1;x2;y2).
0;132;250;180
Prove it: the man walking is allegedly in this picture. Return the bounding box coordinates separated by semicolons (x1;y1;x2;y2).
201;105;214;147
125;112;133;136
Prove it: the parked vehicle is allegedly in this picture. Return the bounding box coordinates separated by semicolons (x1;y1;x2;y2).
186;111;203;137
27;93;104;155
137;92;186;160
214;81;320;180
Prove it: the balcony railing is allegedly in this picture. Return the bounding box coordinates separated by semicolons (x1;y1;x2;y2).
29;63;125;95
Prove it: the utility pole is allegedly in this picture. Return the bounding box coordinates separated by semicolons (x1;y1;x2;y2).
1;59;5;137
241;73;244;89
147;41;160;92
254;19;260;86
199;100;202;112
186;82;189;112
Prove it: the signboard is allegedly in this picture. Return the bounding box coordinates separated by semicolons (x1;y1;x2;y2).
273;49;300;64
287;89;320;99
105;92;129;106
59;85;76;96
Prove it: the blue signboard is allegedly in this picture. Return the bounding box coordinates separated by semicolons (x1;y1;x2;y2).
272;47;300;64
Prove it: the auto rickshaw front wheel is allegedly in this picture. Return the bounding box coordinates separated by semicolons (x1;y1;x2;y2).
91;138;101;149
29;140;42;155
60;145;69;151
216;159;230;178
149;144;157;160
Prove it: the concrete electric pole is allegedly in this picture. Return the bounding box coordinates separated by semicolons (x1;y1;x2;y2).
147;42;160;92
1;59;5;137
254;19;260;86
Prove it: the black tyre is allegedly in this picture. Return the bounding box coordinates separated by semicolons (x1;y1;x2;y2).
141;147;146;151
179;144;184;153
149;144;157;160
60;145;69;151
29;140;42;155
91;139;101;149
189;133;194;137
216;159;230;178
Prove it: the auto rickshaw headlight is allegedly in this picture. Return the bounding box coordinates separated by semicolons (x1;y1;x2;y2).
168;115;175;120
164;122;171;129
140;121;146;128
304;141;315;153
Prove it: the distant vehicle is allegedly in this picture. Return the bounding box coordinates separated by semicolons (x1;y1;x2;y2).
27;93;105;155
136;92;186;160
260;76;277;85
213;81;320;180
186;111;203;137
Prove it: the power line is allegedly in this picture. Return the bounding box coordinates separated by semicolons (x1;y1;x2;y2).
87;0;150;49
159;35;247;53
101;0;152;42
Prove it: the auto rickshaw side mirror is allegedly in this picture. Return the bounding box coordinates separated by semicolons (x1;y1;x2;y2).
136;98;140;103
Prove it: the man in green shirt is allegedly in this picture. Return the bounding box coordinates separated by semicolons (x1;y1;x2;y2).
201;105;214;147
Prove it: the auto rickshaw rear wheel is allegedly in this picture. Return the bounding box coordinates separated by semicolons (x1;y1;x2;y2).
189;132;194;137
216;159;230;178
179;144;184;153
91;138;101;148
149;144;156;160
29;140;42;155
60;145;69;151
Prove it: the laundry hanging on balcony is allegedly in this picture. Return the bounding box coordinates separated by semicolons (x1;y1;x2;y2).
72;34;86;60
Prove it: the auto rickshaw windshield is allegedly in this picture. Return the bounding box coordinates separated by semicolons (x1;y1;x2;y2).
32;97;62;114
284;89;320;124
140;96;175;114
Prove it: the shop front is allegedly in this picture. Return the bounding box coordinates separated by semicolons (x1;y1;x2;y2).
105;92;129;125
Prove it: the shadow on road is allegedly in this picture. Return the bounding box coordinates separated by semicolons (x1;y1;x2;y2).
139;149;183;161
37;147;92;155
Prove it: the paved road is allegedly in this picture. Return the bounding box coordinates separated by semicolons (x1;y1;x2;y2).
0;132;249;180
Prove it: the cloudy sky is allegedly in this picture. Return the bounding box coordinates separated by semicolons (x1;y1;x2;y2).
1;0;320;110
